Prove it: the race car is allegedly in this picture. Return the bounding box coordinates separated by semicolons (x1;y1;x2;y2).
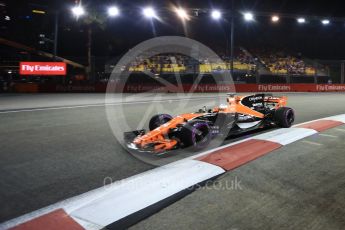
124;94;295;155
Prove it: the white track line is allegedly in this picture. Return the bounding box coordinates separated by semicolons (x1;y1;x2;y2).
334;128;345;132
301;140;323;146
318;133;338;138
0;97;220;114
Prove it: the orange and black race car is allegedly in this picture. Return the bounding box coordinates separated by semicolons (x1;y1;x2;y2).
124;94;295;155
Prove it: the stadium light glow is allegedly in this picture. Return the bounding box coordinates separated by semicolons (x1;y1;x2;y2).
211;10;222;20
297;17;306;23
243;12;254;21
175;8;189;20
71;5;85;17
321;19;330;25
143;7;157;18
271;15;279;23
108;6;119;17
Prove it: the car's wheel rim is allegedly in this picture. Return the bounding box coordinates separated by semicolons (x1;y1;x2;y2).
192;123;210;147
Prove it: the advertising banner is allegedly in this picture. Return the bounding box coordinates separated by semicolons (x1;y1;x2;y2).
13;83;345;93
19;62;67;75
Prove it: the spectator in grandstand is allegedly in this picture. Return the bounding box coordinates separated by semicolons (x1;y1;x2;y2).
253;48;315;75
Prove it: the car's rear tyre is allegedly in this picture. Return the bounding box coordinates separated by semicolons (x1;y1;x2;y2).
274;107;295;128
149;114;173;130
180;120;211;150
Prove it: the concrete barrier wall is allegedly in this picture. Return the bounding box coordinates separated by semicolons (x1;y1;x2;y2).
14;83;39;93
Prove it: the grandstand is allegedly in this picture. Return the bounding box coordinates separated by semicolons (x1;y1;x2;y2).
121;48;328;78
251;49;318;75
102;47;335;87
125;49;257;75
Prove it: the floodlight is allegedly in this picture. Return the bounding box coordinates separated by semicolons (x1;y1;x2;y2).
297;18;306;23
243;12;254;21
271;15;279;22
108;6;119;17
322;19;330;25
175;8;189;20
211;10;222;20
71;5;85;17
143;7;156;18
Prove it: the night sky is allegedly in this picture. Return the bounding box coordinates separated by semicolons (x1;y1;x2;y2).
1;0;345;60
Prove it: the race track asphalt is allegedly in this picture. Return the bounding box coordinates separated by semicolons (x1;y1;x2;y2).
1;92;345;223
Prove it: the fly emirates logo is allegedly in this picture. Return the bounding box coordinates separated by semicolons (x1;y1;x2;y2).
21;64;65;72
316;84;345;91
20;62;66;75
258;84;291;91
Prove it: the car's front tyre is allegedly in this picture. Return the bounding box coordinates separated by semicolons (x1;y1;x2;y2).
149;114;173;130
180;120;212;151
